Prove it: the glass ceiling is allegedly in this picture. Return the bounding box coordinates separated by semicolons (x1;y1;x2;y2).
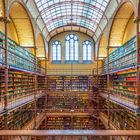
35;0;110;32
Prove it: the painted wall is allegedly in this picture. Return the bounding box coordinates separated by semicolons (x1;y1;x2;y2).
0;1;36;54
0;1;19;43
122;14;136;44
49;31;94;63
36;34;45;58
98;33;107;58
47;31;102;75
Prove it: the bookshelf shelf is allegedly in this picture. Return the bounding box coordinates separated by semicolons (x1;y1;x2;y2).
102;36;137;74
0;30;47;130
39;116;96;130
0;102;34;130
0;31;45;74
101;100;138;130
47;75;91;91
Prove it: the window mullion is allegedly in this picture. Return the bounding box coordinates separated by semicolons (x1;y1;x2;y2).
86;45;87;61
69;40;70;61
74;39;75;61
56;45;58;61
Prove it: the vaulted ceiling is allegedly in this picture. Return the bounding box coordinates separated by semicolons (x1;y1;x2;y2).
35;0;110;33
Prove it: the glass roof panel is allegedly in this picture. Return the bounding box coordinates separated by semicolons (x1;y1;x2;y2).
35;0;110;32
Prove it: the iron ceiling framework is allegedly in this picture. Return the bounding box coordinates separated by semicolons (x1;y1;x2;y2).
34;0;109;33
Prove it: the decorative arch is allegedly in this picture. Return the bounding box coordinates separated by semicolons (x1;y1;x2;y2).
109;1;136;47
36;33;46;58
9;1;35;47
48;26;94;42
0;1;19;43
98;33;108;59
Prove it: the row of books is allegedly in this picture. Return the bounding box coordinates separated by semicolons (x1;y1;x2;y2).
103;100;137;130
39;116;94;130
108;70;137;105
102;36;136;73
47;75;91;91
0;71;35;102
47;90;90;111
0;102;35;129
0;70;46;109
0;31;42;73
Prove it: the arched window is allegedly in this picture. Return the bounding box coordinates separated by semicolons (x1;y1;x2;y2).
83;40;92;63
52;41;61;63
65;34;79;63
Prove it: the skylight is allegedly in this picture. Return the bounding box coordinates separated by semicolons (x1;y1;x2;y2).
35;0;110;32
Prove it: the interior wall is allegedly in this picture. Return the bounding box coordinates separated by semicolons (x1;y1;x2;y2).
49;31;94;63
98;33;107;58
9;2;34;47
8;19;19;43
0;1;35;55
48;31;98;75
47;61;102;75
122;14;136;44
109;2;134;48
36;33;45;58
0;1;19;43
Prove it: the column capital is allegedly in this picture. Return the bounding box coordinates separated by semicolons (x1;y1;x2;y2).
134;17;140;23
0;17;10;23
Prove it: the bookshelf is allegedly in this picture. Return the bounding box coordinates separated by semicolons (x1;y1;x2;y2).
95;75;107;90
37;75;46;92
0;32;5;66
0;31;45;74
37;95;46;109
47;91;90;112
102;36;136;74
7;70;35;103
102;100;138;130
101;36;139;107
39;116;95;130
0;102;34;130
110;70;137;105
0;69;5;106
100;36;140;132
0;30;47;131
47;75;91;91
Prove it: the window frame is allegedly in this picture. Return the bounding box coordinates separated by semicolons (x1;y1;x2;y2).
83;40;93;64
51;40;61;64
65;34;79;64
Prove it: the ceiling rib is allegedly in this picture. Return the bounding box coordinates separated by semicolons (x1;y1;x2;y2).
34;0;110;33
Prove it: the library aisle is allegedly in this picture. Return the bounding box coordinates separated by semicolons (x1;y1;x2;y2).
0;0;140;140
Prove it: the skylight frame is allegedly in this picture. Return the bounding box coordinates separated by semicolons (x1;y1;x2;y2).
35;0;110;32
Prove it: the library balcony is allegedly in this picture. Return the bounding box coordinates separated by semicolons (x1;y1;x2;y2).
1;0;140;139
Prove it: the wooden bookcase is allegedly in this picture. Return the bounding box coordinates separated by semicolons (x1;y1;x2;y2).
47;91;90;112
103;36;136;74
102;100;137;130
47;75;91;91
39;116;97;130
100;36;139;131
0;31;47;130
0;102;34;130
